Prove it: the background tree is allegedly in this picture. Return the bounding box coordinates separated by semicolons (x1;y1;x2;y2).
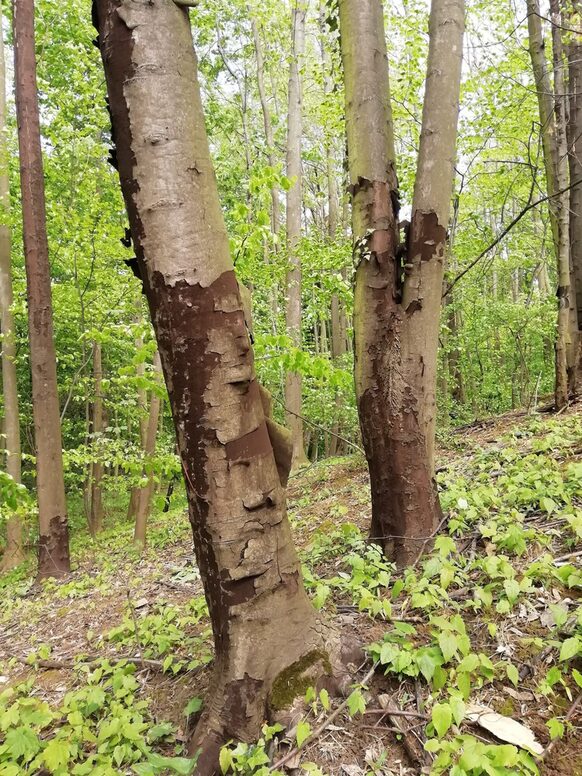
14;0;70;577
0;2;23;571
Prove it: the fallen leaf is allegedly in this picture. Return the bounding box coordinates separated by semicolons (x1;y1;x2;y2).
503;687;535;702
466;703;543;755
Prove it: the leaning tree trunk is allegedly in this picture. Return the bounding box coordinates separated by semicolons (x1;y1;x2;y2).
284;4;309;469
133;350;162;548
339;0;464;566
93;2;348;771
89;341;104;534
14;0;70;578
0;4;24;571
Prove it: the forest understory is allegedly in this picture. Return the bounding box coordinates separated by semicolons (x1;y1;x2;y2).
1;404;581;776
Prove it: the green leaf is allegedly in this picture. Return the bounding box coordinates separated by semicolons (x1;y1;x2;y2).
439;631;458;663
346;689;366;717
184;697;203;717
572;668;582;688
296;720;311;748
547;718;565;740
503;578;520;604
5;726;41;761
41;738;71;771
219;747;233;774
431;703;453;738
506;663;519;687
559;636;581;662
319;688;330;711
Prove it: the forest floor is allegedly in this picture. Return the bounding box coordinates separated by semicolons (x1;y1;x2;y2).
1;405;582;775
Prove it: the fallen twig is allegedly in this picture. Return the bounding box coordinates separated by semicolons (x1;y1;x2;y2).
11;654;169;672
269;663;377;772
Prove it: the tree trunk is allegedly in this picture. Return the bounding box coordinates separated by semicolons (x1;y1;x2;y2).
285;4;309;469
407;0;465;470
550;0;574;407
526;0;570;408
93;2;347;769
89;341;104;534
339;0;463;566
567;1;582;386
134;350;162;548
14;0;70;578
0;5;24;571
127;322;148;520
250;12;279;237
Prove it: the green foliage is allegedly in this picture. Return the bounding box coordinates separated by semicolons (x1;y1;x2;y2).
0;662;197;775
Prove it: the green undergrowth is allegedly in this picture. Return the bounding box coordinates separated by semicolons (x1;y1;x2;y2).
1;413;581;775
0;660;198;775
222;414;582;776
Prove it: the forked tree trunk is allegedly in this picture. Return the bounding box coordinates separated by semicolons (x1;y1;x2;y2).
89;341;104;534
93;2;347;770
0;5;24;571
134;350;162;548
14;0;70;578
339;0;464;566
285;4;309;469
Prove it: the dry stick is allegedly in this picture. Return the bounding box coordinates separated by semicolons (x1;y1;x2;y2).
443;177;582;298
363;708;429;720
271;393;365;454
542;692;582;759
410;513;450;570
12;654;169;672
269;663;378;772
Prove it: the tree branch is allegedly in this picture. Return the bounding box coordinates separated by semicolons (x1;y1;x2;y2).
443;177;582;298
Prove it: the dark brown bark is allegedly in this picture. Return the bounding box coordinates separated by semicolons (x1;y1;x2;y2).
93;2;347;770
14;0;70;578
340;0;463;566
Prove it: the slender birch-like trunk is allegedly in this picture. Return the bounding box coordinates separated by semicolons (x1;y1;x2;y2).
14;0;70;577
567;0;582;384
0;4;24;570
133;350;162;548
285;4;309;468
89;341;104;534
93;3;348;769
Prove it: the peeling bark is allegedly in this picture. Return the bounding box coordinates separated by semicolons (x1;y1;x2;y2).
339;0;463;566
14;0;70;578
93;2;348;769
